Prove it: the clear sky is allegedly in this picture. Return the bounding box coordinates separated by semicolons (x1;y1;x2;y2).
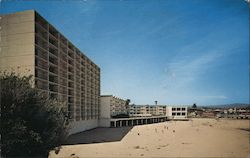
1;0;249;105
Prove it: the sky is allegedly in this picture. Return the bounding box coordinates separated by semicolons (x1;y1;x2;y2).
1;0;249;105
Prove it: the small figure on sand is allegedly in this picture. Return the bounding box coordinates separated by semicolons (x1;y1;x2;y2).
173;130;175;133
155;128;157;133
138;133;140;136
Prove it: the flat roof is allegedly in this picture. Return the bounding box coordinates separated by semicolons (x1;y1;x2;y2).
110;116;169;121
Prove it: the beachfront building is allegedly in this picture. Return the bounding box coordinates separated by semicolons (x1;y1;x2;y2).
166;106;188;119
99;101;169;127
129;105;187;119
107;105;187;128
0;10;100;134
129;105;167;117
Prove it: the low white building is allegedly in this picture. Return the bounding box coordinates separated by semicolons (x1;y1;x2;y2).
165;106;188;119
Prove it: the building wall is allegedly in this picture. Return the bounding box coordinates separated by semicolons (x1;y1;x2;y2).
99;96;111;119
99;95;127;127
1;10;101;134
165;106;172;117
130;105;187;119
69;119;98;135
110;96;127;116
130;105;166;116
171;107;188;119
0;10;35;76
100;95;127;117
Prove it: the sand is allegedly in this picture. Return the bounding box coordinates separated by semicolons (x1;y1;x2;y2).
49;118;250;158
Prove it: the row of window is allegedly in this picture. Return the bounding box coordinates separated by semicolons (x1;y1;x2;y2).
172;112;186;116
172;108;186;111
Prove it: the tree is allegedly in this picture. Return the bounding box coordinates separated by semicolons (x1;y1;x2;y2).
0;73;69;157
125;99;131;114
192;103;197;108
125;99;131;106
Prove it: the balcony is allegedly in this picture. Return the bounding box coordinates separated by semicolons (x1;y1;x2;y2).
68;81;74;88
68;66;74;74
68;42;74;52
49;84;58;92
59;70;67;79
68;73;74;81
59;52;67;62
35;47;47;61
49;74;58;83
68;50;74;59
59;77;67;86
68;97;74;104
35;36;48;50
49;56;58;66
68;58;74;66
35;79;48;90
35;57;48;71
60;34;67;43
49;46;58;57
68;89;74;96
49;65;58;74
35;24;48;40
35;14;48;30
49;25;58;39
35;69;47;81
49;35;58;48
59;86;67;95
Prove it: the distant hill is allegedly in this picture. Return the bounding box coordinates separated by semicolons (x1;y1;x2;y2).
205;103;250;109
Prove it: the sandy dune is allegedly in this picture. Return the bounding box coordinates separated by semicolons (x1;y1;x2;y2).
49;118;249;158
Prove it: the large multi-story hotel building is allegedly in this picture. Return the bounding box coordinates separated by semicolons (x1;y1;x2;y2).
0;10;100;134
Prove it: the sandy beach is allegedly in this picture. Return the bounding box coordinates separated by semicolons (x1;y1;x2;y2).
50;118;249;158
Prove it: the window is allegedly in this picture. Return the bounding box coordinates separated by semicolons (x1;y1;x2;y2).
182;112;185;116
177;113;181;116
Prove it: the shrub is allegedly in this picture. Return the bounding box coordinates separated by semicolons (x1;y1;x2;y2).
0;73;69;157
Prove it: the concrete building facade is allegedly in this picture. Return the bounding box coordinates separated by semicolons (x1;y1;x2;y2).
129;105;167;117
130;105;188;119
99;95;128;127
166;106;188;119
0;10;100;134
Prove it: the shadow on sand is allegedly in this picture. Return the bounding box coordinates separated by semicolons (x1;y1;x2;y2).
237;128;250;132
64;126;133;145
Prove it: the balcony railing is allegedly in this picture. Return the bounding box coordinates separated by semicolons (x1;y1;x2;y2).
35;36;48;50
35;57;48;70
